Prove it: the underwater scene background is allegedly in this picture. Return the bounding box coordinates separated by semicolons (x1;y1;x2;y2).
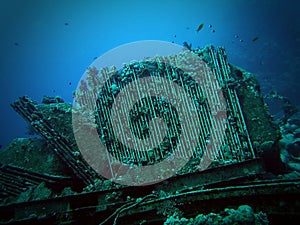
0;0;300;224
0;0;299;149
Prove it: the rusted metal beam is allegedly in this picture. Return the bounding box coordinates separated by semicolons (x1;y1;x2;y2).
0;163;71;198
11;96;99;187
0;178;299;225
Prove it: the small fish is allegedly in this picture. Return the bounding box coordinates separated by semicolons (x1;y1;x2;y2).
174;35;176;38
209;24;212;28
0;144;2;149
252;36;259;42
69;82;72;85
14;42;19;46
235;35;239;38
64;22;69;26
240;39;244;42
196;23;204;32
212;29;215;33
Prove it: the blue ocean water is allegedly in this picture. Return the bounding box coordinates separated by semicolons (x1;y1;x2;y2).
0;0;299;149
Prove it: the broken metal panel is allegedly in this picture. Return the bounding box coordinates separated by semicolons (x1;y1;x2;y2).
11;96;99;186
89;46;255;169
197;46;281;173
205;46;255;161
0;163;71;198
199;46;280;153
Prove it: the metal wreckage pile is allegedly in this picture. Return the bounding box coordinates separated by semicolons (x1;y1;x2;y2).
0;45;299;225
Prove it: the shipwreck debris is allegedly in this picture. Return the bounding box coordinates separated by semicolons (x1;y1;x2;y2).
11;96;99;187
0;45;298;224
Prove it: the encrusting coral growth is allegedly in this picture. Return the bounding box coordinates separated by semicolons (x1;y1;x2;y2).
164;205;268;225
